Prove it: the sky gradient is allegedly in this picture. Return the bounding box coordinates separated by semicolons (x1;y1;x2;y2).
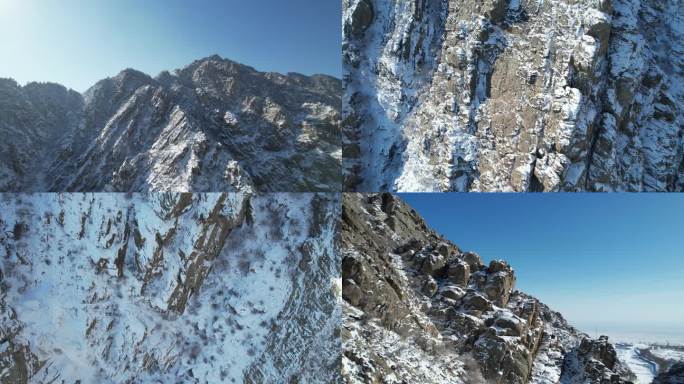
399;193;684;343
0;0;341;92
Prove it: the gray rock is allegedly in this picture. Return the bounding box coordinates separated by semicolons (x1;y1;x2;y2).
484;271;516;307
462;291;493;312
439;285;466;301
349;0;373;37
422;276;438;297
420;253;446;276
447;259;470;286
462;251;484;271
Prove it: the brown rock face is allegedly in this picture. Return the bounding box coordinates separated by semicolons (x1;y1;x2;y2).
462;251;485;271
342;194;635;384
447;259;470;286
484;260;516;306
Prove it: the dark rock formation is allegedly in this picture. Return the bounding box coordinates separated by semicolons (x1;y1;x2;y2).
654;362;684;384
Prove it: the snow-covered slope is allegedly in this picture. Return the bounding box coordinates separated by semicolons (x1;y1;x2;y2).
0;193;340;383
343;0;684;192
0;55;341;192
616;344;657;384
342;193;635;383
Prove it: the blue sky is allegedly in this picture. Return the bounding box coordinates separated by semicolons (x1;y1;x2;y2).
0;0;341;92
399;193;684;338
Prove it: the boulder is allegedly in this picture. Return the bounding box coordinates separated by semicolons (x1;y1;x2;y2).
223;111;239;126
395;239;423;255
343;279;365;306
447;259;470;286
350;0;374;37
439;285;466;301
462;291;493;312
484;260;516;306
583;9;611;51
492;312;525;337
578;336;617;370
487;259;510;273
566;336;633;383
484;0;509;24
420;253;446;276
422;276;438;297
484;272;516;306
380;193;395;215
462;252;484;271
474;330;533;384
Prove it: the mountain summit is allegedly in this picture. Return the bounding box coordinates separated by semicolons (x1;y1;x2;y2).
0;55;341;192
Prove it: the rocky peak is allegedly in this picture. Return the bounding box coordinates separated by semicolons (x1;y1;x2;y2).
0;56;341;192
0;78;19;89
112;67;156;88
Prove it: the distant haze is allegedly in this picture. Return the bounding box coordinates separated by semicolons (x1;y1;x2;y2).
400;193;684;345
0;0;341;92
576;323;684;345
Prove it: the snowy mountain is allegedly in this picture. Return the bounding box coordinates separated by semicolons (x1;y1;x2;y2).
0;193;340;383
343;0;684;192
342;193;636;383
0;55;341;192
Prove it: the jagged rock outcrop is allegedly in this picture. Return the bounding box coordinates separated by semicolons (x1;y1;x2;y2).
343;0;684;192
342;193;635;383
0;193;340;383
0;55;341;192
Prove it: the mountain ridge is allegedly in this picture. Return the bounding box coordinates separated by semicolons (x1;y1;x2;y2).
0;55;341;192
342;193;636;383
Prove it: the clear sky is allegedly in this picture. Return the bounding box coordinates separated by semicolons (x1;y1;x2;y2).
399;193;684;342
0;0;341;92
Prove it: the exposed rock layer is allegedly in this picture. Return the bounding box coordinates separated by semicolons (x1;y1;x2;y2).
343;0;684;192
0;56;341;192
342;193;635;383
0;193;340;383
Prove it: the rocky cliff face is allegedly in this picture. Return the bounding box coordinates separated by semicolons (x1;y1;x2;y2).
0;55;341;192
0;193;340;383
343;0;684;192
341;193;635;383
